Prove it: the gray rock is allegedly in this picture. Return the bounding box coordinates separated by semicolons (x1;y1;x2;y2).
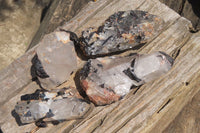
80;51;174;105
15;88;90;124
34;31;78;89
80;10;165;57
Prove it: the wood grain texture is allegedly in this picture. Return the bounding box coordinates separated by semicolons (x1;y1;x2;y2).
0;0;199;132
160;0;200;30
164;89;200;133
0;48;36;106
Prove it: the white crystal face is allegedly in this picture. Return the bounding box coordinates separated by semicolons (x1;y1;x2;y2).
15;101;51;123
134;54;161;78
100;60;134;96
134;52;173;82
50;98;89;120
30;102;50;119
89;56;140;96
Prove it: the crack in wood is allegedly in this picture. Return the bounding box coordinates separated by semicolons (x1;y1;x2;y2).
157;98;172;113
185;82;190;86
91;114;107;132
171;34;191;60
133;85;142;95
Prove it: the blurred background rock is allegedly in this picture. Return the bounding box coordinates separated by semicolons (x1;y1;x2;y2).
0;0;91;70
0;0;48;70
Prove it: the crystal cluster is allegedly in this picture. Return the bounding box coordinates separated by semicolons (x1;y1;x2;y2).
80;52;174;105
14;10;173;125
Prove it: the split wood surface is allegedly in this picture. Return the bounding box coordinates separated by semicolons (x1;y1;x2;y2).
0;0;200;132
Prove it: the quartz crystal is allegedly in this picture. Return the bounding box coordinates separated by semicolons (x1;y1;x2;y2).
15;88;90;124
80;51;174;105
34;31;78;89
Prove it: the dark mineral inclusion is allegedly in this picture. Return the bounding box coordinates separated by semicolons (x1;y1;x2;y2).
80;10;165;57
80;51;174;105
15;88;90;124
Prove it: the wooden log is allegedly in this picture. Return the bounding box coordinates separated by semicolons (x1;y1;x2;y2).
0;0;199;132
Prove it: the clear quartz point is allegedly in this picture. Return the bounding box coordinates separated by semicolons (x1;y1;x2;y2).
80;51;174;105
15;89;90;124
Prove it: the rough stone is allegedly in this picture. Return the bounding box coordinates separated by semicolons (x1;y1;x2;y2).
0;0;43;70
79;10;165;57
15;87;90;124
80;51;174;105
34;31;78;89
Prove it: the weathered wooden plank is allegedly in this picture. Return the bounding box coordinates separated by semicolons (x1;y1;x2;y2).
141;32;200;133
0;0;197;132
62;0;192;132
73;0;146;35
0;49;36;106
71;17;192;133
60;0;114;32
138;17;191;54
138;0;180;24
163;88;200;133
160;0;200;30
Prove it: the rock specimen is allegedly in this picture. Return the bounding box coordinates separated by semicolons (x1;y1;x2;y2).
15;87;90;124
80;10;165;57
80;51;174;105
33;31;78;89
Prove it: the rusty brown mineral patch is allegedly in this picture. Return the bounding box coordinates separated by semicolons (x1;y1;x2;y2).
81;79;121;105
79;10;165;57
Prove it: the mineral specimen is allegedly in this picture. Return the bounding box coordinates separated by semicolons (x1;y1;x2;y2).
34;31;78;89
15;88;90;124
80;10;165;57
80;51;174;105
